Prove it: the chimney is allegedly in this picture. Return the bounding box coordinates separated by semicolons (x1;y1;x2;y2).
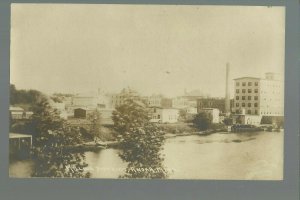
225;63;230;115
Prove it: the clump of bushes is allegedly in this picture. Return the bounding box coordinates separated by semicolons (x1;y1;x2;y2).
158;123;197;134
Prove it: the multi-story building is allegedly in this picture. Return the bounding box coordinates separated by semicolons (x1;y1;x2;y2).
109;88;140;108
233;72;284;117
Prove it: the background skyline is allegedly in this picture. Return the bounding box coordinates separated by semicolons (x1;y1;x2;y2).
10;4;285;98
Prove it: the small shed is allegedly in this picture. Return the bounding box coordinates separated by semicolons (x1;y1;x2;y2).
74;108;95;119
9;133;32;159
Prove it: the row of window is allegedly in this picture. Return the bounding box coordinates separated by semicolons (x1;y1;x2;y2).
236;109;258;114
236;103;258;107
236;110;282;115
236;96;259;100
236;82;259;86
236;89;258;93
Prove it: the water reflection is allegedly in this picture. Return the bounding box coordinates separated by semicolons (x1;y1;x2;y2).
9;131;283;180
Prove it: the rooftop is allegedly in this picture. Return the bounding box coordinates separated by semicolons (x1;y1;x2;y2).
233;77;260;80
9;133;32;139
9;106;24;111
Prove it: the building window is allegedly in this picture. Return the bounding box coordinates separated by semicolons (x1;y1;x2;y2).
254;96;258;100
255;82;258;86
242;89;246;93
236;89;239;93
248;110;251;114
236;96;239;100
242;96;245;100
236;103;239;107
242;82;246;86
248;89;252;93
236;82;240;86
254;89;258;93
255;110;258;114
158;115;160;119
248;82;252;86
242;103;245;107
248;96;251;100
248;103;251;107
254;103;258;107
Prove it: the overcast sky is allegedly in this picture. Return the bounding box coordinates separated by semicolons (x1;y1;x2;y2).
10;4;285;97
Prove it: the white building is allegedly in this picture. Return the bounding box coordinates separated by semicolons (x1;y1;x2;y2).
9;106;24;119
150;108;179;123
233;72;284;116
200;108;220;123
9;106;33;120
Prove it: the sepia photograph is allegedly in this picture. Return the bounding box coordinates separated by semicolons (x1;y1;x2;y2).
9;4;285;180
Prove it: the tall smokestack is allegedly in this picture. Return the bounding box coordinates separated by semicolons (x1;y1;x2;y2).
225;62;230;115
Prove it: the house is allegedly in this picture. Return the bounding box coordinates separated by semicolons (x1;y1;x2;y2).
150;107;179;123
9;106;33;120
9;106;24;119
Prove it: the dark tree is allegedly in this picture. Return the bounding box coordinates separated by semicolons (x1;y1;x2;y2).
192;112;212;131
112;89;167;178
223;117;233;126
88;110;102;141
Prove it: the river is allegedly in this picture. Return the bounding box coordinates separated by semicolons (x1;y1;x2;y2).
9;131;283;180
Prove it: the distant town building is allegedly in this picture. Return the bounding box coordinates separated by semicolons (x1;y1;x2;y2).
72;96;98;108
197;98;225;113
9;106;24;119
200;108;220;123
9;106;33;120
172;90;203;109
109;88;140;108
233;72;284;116
144;95;173;108
74;108;95;119
185;107;198;114
150;107;179;123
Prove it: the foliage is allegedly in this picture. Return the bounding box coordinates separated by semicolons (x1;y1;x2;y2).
235;115;243;124
10;84;43;109
112;89;167;178
11;86;105;177
88;110;102;141
178;109;187;122
260;116;273;124
261;116;284;128
192;112;212;131
17;94;90;178
210;123;227;131
159;123;197;134
223;117;233;126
